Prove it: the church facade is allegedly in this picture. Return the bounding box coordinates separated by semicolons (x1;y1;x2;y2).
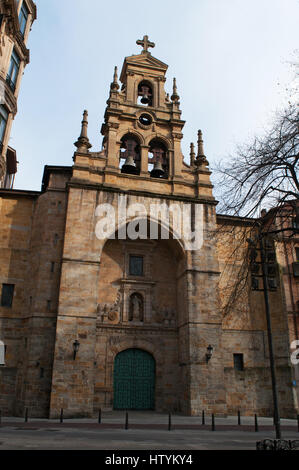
0;37;298;418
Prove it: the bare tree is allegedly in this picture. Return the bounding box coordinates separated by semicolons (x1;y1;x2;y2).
212;86;299;320
215;102;298;223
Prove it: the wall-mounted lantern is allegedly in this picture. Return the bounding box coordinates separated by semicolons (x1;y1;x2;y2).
73;339;80;360
206;345;213;363
0;340;5;365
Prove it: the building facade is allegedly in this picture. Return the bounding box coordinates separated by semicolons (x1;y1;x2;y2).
0;0;36;188
0;37;298;418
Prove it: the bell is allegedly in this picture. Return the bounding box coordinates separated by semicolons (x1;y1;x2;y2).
150;159;164;178
121;155;138;174
139;85;151;105
141;93;150;105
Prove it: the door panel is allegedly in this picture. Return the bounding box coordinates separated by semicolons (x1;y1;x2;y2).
113;349;155;410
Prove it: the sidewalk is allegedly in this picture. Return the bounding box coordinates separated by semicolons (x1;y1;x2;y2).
0;412;298;450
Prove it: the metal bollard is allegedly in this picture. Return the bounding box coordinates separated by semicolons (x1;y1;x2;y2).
238;410;241;425
297;414;299;433
211;414;215;431
24;408;28;423
255;414;259;432
125;411;128;430
168;413;172;431
98;408;102;424
202;410;205;426
60;408;63;423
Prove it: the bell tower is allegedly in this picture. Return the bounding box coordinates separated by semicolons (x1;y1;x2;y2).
101;34;185;183
71;35;214;202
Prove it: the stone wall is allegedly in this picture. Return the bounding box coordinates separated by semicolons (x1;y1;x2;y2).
0;169;69;417
0;193;36;414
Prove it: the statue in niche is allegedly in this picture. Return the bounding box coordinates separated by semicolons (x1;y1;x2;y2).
129;293;144;322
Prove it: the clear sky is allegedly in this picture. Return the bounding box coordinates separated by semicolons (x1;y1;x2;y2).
11;0;299;192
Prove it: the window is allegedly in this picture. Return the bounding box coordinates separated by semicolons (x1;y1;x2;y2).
292;218;299;231
268;278;277;290
6;49;21;92
267;251;276;263
251;276;259;290
139;113;152;126
266;264;276;277
129;255;143;276
1;284;15;308
251;263;260;274
233;353;244;371
0;105;8;144
19;2;29;37
293;262;299;278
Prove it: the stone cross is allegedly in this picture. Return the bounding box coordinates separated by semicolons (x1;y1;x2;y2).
136;35;155;53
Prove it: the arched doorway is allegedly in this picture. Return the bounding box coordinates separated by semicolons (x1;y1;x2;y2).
113;349;155;410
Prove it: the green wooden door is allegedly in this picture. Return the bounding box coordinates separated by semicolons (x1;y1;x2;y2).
113;349;155;410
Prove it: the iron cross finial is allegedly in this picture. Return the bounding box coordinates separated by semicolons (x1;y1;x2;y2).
136;35;155;53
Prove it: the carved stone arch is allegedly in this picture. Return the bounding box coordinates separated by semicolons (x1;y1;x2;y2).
145;133;173;150
103;215;187;259
117;129;145;146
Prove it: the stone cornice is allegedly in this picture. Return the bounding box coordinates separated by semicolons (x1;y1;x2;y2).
177;269;221;281
0;188;40;198
96;325;177;334
120;53;168;83
67;180;217;205
72;164;213;190
62;258;101;266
